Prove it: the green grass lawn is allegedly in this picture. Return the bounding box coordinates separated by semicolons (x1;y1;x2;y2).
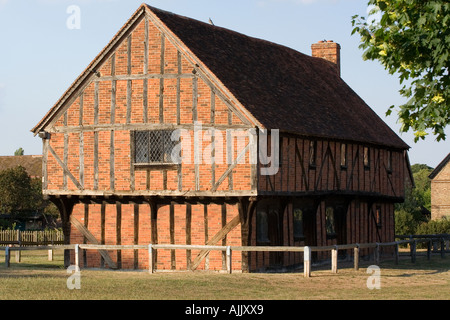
0;249;449;300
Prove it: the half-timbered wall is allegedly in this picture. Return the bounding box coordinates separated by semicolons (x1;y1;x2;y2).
43;13;256;198
42;12;256;270
258;134;408;199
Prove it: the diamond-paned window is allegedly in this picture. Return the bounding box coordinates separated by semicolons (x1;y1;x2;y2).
134;130;177;164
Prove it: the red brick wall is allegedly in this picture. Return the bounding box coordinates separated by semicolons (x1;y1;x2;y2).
70;202;242;270
46;15;254;195
44;15;254;270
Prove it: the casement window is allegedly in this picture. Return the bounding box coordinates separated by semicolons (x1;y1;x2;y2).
325;206;336;237
293;208;304;240
363;146;370;169
375;205;382;228
387;150;393;173
309;140;317;168
134;130;178;165
256;200;279;245
340;143;347;168
256;209;270;244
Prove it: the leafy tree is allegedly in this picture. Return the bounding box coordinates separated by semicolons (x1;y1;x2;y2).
352;0;450;141
416;217;450;235
0;166;35;215
14;148;24;156
0;166;58;228
394;163;433;234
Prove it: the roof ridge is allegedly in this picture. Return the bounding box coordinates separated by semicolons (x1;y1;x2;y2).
429;153;450;179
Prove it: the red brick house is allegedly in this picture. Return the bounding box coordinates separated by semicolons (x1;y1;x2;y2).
0;155;42;179
32;4;411;271
429;153;450;220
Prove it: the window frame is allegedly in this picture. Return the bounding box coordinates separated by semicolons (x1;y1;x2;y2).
387;150;393;173
132;130;180;169
375;205;382;228
325;206;336;239
340;143;347;169
363;146;370;169
293;208;305;241
309;140;317;169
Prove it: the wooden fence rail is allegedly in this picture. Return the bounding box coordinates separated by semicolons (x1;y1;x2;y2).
0;230;64;245
2;235;447;277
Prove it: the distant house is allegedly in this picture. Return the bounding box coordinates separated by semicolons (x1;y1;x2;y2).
429;153;450;220
0;155;42;179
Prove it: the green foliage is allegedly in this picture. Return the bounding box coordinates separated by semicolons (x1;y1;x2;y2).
352;0;450;141
0;166;35;214
0;166;51;224
394;163;432;234
14;148;24;156
416;217;450;235
395;208;420;235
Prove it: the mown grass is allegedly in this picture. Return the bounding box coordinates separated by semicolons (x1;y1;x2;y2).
0;249;449;300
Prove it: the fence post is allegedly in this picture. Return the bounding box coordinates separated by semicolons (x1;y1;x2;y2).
375;243;380;265
226;246;232;274
148;244;154;274
15;230;21;263
5;246;10;268
427;239;431;261
74;244;80;269
48;248;53;261
394;242;399;265
410;240;416;263
331;246;338;273
354;244;360;271
304;246;311;278
441;238;445;259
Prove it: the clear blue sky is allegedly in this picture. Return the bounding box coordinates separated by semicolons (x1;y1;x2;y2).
0;0;448;167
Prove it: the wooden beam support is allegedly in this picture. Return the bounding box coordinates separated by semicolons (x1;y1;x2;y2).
48;144;83;190
70;215;117;269
190;214;241;271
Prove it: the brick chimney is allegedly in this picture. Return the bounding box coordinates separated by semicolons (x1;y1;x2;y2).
311;40;341;76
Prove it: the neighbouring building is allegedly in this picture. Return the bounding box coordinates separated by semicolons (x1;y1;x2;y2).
429;153;450;220
31;4;412;271
0;155;42;179
0;155;44;229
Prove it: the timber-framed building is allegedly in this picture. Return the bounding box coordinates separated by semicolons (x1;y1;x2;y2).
32;4;412;271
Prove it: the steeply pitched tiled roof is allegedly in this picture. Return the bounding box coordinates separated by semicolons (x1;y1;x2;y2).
148;5;408;149
0;155;42;178
429;153;450;179
32;4;409;150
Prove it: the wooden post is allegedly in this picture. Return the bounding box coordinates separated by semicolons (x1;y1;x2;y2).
331;246;338;273
226;246;232;274
48;248;53;261
74;244;80;269
304;246;311;278
394;243;399;265
427;239;432;261
375;243;380;265
441;238;445;258
148;244;154;274
354;244;360;271
15;230;21;263
410;240;416;263
5;246;10;268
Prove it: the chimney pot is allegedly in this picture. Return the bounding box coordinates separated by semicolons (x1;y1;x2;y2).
311;40;341;76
